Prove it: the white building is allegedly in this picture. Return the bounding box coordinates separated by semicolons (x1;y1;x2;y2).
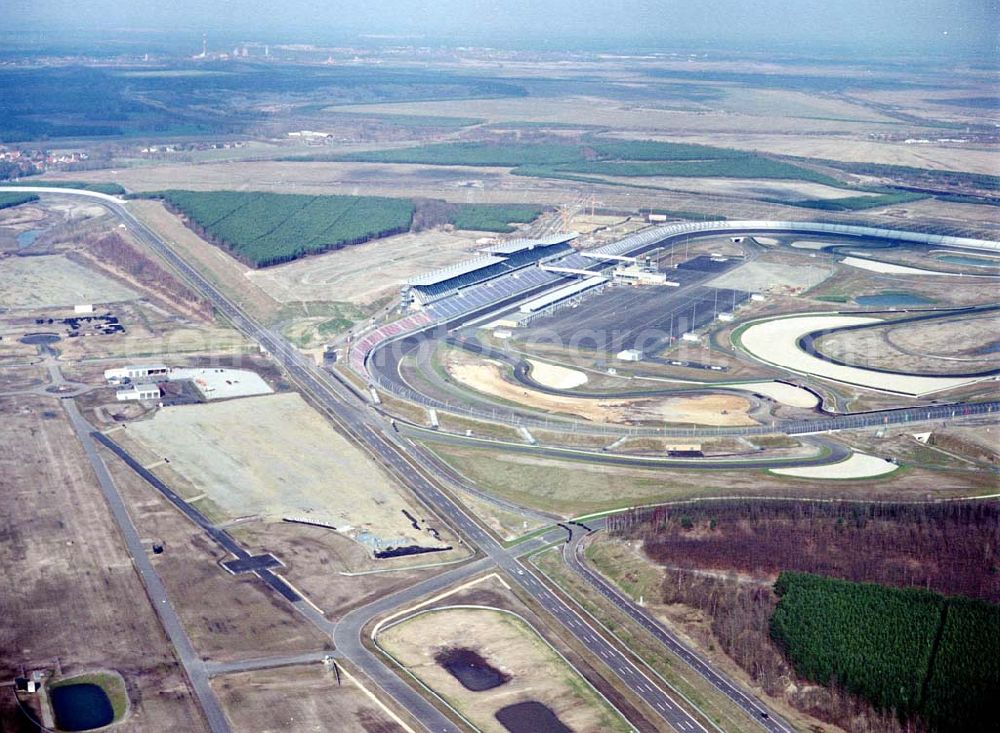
116;384;161;402
616;349;643;361
104;364;168;384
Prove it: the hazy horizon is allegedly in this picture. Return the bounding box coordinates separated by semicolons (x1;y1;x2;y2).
5;0;998;59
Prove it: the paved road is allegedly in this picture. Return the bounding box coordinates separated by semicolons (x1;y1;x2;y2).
61;399;229;733
78;191;724;732
563;523;794;733
28;188;980;733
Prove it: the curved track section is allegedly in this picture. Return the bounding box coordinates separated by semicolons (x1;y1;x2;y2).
357;220;997;436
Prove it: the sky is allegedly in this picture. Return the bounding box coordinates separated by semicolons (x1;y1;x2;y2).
6;0;999;57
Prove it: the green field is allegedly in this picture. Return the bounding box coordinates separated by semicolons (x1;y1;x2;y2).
449;203;544;232
778;191;928;211
770;572;999;731
0;192;39;209
0;180;126;195
333;139;845;186
144;190;414;267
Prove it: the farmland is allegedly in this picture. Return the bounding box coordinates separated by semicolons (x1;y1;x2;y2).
146;190;415;267
770;571;999;732
336;139;850;187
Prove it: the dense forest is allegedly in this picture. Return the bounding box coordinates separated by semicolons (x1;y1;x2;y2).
771;572;1000;732
145;190;415;267
606;499;1000;732
0;192;39;209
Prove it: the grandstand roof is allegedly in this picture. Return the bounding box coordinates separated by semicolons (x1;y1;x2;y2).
479;232;578;256
519;276;607;313
407;255;507;287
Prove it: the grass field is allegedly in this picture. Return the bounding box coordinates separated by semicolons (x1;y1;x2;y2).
378;606;632;733
212;665;408;733
145;190;415;267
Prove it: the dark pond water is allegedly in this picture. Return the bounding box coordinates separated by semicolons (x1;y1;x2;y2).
20;332;61;345
495;701;572;733
16;229;41;248
50;683;114;731
855;292;933;307
435;647;510;691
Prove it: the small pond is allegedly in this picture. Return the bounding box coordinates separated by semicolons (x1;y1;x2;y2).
16;229;41;249
20;332;61;345
495;701;572;733
50;683;114;731
855;292;933;307
435;647;510;691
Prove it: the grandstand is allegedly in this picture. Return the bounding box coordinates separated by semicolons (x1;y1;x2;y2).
402;233;577;308
518;276;608;320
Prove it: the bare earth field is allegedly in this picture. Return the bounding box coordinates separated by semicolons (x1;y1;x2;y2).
0;395;206;731
246;228;484;307
378;606;631;733
211;665;407;733
445;351;755;426
123;392;450;555
101;444;330;663
0;254;138;309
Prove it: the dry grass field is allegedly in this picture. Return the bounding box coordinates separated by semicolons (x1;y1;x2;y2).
814;311;1000;375
378;606;632;733
124;393;452;556
0;395;206;731
0;254;138;309
422;441;996;516
246;228;485;307
211;665;407;733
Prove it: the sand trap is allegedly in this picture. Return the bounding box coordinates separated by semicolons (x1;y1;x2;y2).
771;452;898;479
527;359;588;389
738;314;985;396
753;236;780;245
841;256;959;276
448;355;754;426
734;381;819;408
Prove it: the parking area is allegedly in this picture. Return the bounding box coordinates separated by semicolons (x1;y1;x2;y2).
517;281;749;356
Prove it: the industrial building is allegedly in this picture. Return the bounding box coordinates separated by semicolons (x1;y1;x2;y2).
612;264;673;286
116;383;162;402
104;364;168;384
401;233;576;309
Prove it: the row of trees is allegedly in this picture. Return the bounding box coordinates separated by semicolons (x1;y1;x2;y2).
607;499;1000;602
149;190;414;267
85;232;213;320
